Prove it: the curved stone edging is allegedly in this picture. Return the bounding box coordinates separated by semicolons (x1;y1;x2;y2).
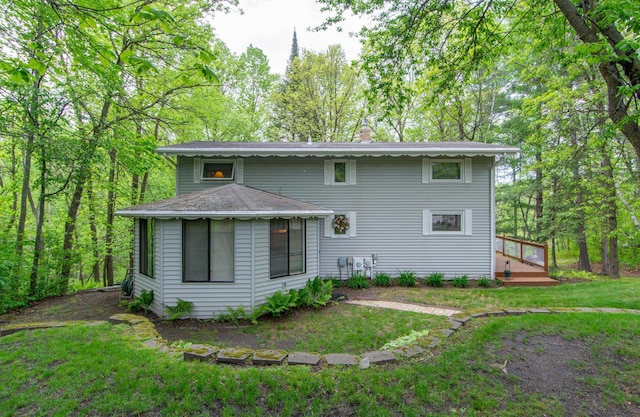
2;307;639;369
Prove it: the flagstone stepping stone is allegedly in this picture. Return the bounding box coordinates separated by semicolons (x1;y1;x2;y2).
253;349;287;365
440;328;454;337
393;345;425;358
362;350;396;365
287;352;321;366
184;345;219;362
504;309;527;315
528;308;552;314
217;348;253;364
325;353;358;366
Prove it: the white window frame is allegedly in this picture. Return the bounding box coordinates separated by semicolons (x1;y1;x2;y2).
324;211;357;238
324;159;356;186
193;158;244;184
422;158;472;184
422;209;473;236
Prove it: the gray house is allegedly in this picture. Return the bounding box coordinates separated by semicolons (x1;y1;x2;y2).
117;140;518;319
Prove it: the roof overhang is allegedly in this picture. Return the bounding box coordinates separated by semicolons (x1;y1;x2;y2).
116;209;334;220
156;141;520;158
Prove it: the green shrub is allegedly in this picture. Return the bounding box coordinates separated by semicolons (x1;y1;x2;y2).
346;273;371;289
215;305;260;325
374;272;392;287
477;277;492;287
126;289;154;313
425;272;444;287
452;275;468;288
325;275;342;288
298;276;334;308
263;290;299;317
165;298;194;320
397;270;417;287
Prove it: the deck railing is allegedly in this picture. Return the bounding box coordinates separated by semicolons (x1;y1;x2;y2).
496;236;548;272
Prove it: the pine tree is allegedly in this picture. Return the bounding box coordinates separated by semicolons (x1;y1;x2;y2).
287;29;299;73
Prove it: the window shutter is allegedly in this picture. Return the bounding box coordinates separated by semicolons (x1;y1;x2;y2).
422;210;431;235
348;211;356;237
193;158;201;184
235;159;244;183
324;217;332;237
464;209;473;235
464;158;472;183
422;158;431;183
324;160;332;185
348;160;357;185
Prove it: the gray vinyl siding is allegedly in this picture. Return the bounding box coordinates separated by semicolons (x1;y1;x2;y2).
142;218;320;319
132;219;163;317
177;155;494;279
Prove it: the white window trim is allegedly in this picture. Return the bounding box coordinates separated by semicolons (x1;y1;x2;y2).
324;211;357;238
422;209;472;236
324;159;356;186
422;158;472;184
194;158;244;184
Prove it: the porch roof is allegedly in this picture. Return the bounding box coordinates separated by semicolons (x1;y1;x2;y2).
156;141;520;158
116;183;334;220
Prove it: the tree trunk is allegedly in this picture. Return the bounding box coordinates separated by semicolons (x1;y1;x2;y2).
553;0;640;163
534;152;543;241
104;148;117;287
29;152;47;295
600;143;619;278
86;178;101;283
569;132;591;272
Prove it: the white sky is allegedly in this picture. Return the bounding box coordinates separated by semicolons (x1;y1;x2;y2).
211;0;365;74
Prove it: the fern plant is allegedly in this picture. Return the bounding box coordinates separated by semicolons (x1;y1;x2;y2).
263;290;298;317
166;298;194;320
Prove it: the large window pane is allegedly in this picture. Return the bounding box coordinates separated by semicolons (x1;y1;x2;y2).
432;161;461;180
139;218;154;277
432;214;462;232
334;162;346;183
211;220;234;282
270;219;289;278
289;218;305;274
183;219;209;282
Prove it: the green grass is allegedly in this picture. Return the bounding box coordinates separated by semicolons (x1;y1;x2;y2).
2;278;640;416
377;277;640;311
177;303;449;354
1;313;638;416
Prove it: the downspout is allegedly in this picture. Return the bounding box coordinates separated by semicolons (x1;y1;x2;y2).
250;220;255;310
490;157;496;279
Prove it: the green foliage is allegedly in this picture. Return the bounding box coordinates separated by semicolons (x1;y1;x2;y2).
324;275;342;288
425;272;444;287
215;305;262;325
262;290;299;318
345;273;371;289
477;277;492;288
452;275;468;288
165;298;193;321
374;272;392;287
397;270;417;287
126;289;154;314
297;276;334;309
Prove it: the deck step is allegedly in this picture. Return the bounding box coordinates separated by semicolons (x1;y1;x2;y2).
495;271;548;278
498;276;558;287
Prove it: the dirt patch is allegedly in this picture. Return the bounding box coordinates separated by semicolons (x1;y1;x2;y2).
492;332;640;417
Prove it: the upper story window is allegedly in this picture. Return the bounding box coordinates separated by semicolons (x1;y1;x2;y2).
422;158;472;183
202;161;234;180
324;159;356;185
193;158;244;184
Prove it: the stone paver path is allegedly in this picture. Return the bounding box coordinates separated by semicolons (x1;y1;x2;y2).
346;300;460;317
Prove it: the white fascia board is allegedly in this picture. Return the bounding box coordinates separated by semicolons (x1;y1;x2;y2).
157;145;520;159
116;209;335;220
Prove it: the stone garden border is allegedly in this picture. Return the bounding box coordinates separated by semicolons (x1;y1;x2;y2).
2;307;639;369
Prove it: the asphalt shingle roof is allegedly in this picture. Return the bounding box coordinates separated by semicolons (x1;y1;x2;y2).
116;183;333;219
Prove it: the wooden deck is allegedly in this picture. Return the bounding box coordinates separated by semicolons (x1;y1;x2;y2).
495;253;558;287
